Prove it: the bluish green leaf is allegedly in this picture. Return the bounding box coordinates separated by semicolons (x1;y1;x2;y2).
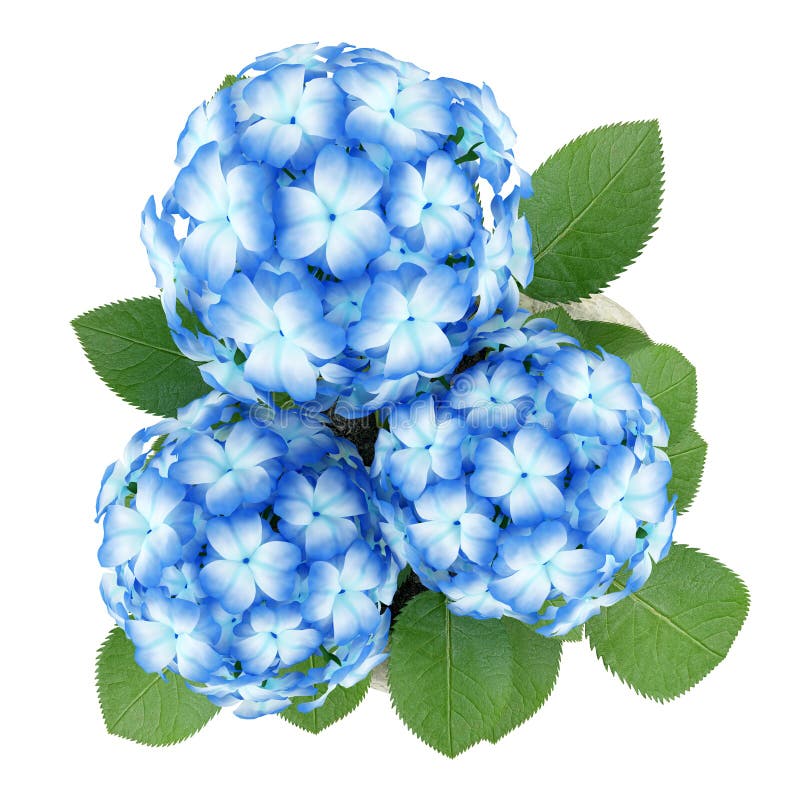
586;544;749;701
667;427;707;514
96;627;219;746
521;121;663;302
72;297;209;417
388;591;512;757
486;618;561;743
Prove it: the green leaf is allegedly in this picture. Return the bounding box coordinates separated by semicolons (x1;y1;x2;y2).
625;344;697;440
555;624;584;643
388;591;512;757
215;73;245;94
486;618;561;743
521;121;663;303
280;659;370;734
571;320;653;359
526;306;585;341
96;627;219;746
72;297;209;417
667;427;708;514
586;544;749;701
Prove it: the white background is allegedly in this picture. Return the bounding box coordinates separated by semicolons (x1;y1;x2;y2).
1;1;797;796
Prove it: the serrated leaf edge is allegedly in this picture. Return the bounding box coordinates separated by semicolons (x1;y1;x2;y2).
95;627;219;747
524;120;665;302
279;677;370;735
587;545;750;703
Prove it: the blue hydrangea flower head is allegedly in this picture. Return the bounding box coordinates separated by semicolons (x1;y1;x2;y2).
372;320;676;635
97;391;398;717
141;43;533;416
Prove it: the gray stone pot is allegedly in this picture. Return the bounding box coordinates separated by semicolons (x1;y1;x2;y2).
369;293;642;693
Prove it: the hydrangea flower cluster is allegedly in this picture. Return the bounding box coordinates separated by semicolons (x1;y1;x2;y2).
372;318;676;636
96;392;398;718
141;42;532;416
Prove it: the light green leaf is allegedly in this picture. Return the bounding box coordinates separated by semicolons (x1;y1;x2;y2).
667;427;708;514
521;121;663;303
280;655;370;734
486;618;561;743
586;544;749;701
96;627;219;746
388;591;512;757
72;297;209;417
625;343;697;440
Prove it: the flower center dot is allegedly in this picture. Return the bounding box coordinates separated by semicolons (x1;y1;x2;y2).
423;202;432;210
389;108;396;118
454;520;461;526
407;316;415;321
313;511;320;517
243;557;250;564
289;116;296;124
329;213;336;221
521;472;528;478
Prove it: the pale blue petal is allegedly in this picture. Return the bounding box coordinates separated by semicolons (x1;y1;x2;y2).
240;118;302;167
490;567;550;614
175;635;223;683
170;435;228;485
274;187;329;259
509;477;565;526
325;210;389;279
242;64;305;121
99;506;147;566
127;620;176;673
513;426;570;477
339;540;383;591
173;142;228;221
180;220;239;291
275;628;323;666
313;145;384;213
304;516;359;560
206;511;263;560
334;63;397;111
408;520;460;570
332;592;380;641
226;164;274;253
200;560;256;613
420;205;473;257
470;439;519;497
314;468;367;518
244;336;319;401
250;541;302;599
408;267;471;323
295;78;345;138
388;447;431;500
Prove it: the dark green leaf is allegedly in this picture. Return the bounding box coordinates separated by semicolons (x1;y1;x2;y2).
586;544;749;701
486;618;561;743
72;297;209;417
96;627;219;746
667;427;708;514
625;344;697;440
522;121;663;302
388;591;512;757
